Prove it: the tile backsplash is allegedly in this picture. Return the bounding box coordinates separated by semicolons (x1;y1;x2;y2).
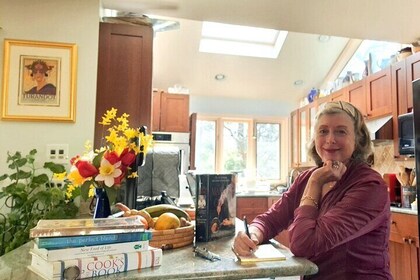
371;140;415;175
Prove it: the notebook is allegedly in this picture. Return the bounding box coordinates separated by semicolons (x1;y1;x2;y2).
235;243;286;263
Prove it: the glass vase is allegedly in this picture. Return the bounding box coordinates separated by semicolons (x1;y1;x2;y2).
93;188;111;219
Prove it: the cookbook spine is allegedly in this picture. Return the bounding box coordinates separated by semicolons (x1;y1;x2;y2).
31;240;149;261
30;247;162;279
35;231;153;249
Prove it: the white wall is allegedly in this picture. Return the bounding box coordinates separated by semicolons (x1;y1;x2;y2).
0;0;99;182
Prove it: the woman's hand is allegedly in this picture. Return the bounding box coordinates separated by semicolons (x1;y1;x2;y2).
311;160;347;186
232;230;260;256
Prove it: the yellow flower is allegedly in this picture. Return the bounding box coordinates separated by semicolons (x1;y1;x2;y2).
99;107;117;125
53;172;67;181
67;169;87;186
65;184;77;200
127;171;138;179
95;158;122;187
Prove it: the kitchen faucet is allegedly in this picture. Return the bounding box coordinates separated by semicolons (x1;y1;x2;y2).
288;168;300;188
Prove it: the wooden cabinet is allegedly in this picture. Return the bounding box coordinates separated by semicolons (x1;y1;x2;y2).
391;60;408;157
94;22;153;149
347;80;366;117
152;91;190;132
236;197;268;222
389;212;419;280
330;86;349;103
406;51;420;111
366;68;393;118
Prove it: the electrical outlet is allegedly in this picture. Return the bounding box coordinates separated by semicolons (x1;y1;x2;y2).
46;144;69;164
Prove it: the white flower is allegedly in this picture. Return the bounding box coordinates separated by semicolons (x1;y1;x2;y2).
95;158;122;187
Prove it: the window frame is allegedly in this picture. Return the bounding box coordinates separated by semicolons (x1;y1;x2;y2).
195;114;288;186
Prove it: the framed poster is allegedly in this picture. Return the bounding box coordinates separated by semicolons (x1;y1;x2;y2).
1;39;77;122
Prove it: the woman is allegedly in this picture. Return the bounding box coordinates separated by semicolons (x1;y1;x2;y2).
232;101;392;279
25;60;56;95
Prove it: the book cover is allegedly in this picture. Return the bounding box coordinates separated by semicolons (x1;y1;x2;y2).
30;216;145;238
195;174;235;242
29;247;162;280
35;231;153;250
234;244;286;263
31;240;149;261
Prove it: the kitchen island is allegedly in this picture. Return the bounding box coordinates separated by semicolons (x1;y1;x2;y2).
0;232;317;279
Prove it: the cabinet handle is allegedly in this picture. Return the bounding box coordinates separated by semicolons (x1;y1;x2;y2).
391;220;396;225
403;237;409;243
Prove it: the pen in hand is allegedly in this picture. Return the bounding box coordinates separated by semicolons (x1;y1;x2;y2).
243;216;251;238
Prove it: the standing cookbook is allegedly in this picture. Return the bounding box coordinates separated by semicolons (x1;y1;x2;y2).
30;216;145;238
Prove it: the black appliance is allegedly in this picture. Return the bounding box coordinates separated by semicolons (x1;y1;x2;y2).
398;112;415;156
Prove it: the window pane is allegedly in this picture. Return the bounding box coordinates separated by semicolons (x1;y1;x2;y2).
195;120;216;173
256;123;280;179
223;121;248;173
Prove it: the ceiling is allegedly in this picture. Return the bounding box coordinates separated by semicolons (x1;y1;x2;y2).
101;0;420;105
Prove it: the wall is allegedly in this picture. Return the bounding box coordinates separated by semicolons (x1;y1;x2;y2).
372;141;415;175
0;0;99;199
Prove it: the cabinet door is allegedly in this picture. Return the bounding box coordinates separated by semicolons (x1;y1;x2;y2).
330;86;349;102
236;197;268;221
152;91;162;131
94;22;153;149
299;108;307;164
160;93;190;132
406;52;420;111
391;60;407;157
389;212;419;280
347;80;367;117
366;68;392;118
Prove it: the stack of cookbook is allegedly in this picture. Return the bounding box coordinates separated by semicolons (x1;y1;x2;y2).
27;216;160;280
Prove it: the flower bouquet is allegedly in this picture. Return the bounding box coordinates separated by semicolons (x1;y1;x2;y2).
66;108;153;212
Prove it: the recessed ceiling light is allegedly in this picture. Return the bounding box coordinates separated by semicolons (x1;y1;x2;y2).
215;74;225;80
318;35;330;42
294;80;304;86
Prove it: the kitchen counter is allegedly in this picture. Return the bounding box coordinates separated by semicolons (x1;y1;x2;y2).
0;226;318;280
390;206;417;215
236;191;282;198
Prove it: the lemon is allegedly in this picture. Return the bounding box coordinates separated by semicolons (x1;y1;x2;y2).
154;212;181;230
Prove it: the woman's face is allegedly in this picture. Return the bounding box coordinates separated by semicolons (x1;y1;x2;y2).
314;112;356;164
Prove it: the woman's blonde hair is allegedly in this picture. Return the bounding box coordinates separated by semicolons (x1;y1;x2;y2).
307;101;373;166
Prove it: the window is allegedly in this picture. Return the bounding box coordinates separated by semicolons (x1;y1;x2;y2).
195;116;284;186
199;21;288;59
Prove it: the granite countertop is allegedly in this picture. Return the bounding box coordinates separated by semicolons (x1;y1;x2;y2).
236;191;282;198
0;227;318;280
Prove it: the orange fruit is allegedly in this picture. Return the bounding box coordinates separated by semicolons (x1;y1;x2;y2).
154;212;181;230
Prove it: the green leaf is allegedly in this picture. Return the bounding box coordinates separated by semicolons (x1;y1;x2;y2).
9;170;32;180
0;174;8;181
29;149;37;156
105;187;118;206
93;150;105;167
32;174;49;184
15;158;27;168
80;181;92;201
44;162;66;173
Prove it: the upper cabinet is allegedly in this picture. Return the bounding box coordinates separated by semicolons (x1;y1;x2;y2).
152;90;190;132
405;51;420;112
290;51;420;167
94;22;153;149
365;67;392;118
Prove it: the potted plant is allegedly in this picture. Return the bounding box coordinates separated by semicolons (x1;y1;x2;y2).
0;150;79;256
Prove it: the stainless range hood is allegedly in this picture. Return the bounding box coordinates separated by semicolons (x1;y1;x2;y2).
365;115;393;140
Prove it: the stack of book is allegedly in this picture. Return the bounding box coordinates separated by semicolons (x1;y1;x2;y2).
27;216;161;280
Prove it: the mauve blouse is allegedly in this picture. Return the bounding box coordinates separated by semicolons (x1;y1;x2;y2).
251;161;392;280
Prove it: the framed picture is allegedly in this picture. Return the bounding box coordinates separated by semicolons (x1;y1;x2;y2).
1;39;77;122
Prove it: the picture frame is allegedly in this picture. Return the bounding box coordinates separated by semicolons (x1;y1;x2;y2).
1;39;77;122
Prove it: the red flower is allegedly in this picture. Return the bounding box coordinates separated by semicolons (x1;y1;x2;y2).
104;151;120;165
75;160;98;178
120;148;136;167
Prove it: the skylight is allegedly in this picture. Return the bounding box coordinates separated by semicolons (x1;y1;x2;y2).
199;22;288;59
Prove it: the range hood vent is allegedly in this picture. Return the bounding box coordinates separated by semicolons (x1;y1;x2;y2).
365;115;393;141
